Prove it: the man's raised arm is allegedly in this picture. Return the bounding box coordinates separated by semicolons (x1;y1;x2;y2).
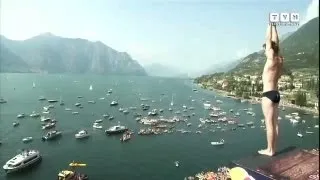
271;24;279;45
265;24;272;50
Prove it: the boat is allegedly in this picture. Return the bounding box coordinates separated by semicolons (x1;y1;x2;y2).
203;103;211;110
3;149;41;173
105;125;128;135
102;114;109;118
148;109;158;116
211;139;225;146
235;112;240;116
75;103;81;107
174;161;179;167
17;113;25;118
123;109;129;114
42;130;62;141
72;112;79;115
229;109;234;112
187;123;192;126
0;98;7;103
120;132;131;142
92;123;103;129
94;119;103;123
48;99;58;103
107;89;112;93
32;82;36;88
108;116;114;120
246;121;254;126
42;122;56;130
22;137;33;143
30;112;40;117
315;125;319;128
216;100;223;104
89;85;93;91
87;101;95;104
306;131;314;134
65;108;72;111
168;108;173;111
38;96;46;101
58;162;88;180
75;130;90;139
13;122;20;127
297;132;303;137
41;116;51;122
141;104;150;111
170;94;174;106
110;101;118;106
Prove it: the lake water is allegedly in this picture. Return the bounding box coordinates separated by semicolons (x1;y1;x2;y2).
0;73;319;180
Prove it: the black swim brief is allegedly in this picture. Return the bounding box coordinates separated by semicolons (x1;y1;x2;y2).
262;90;281;103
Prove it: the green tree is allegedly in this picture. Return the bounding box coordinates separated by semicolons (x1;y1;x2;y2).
294;91;307;106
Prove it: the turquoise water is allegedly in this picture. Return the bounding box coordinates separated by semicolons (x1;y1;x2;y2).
0;73;319;180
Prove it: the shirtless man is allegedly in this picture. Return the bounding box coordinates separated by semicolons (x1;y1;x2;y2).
258;23;283;156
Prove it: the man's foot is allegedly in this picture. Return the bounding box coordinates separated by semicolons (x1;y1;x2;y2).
258;149;275;156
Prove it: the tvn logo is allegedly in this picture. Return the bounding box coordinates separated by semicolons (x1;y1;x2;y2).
269;13;300;26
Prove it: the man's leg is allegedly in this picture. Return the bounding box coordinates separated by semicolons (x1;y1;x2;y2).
259;97;276;156
272;103;279;152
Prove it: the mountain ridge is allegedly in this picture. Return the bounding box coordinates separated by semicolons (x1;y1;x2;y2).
0;34;147;75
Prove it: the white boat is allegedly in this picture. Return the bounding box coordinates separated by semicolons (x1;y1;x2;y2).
95;119;103;123
170;94;174;106
72;112;79;115
235;112;240;116
75;130;90;139
13;122;19;127
203;103;211;110
93;123;102;129
187;123;192;126
89;85;93;91
40;117;51;122
294;116;301;120
42;122;56;130
211;139;225;146
216;100;223;104
88;100;96;104
17;114;25;118
22;137;33;143
30;112;40;117
168;108;173;111
297;132;303;137
42;130;62;141
32;82;36;88
3;150;41;173
315;125;319;128
174;161;179;167
292;112;299;116
285;114;293;118
110;101;118;106
306;131;314;134
290;119;299;124
65;108;72;111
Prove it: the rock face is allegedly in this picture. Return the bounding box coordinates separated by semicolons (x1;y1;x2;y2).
230;17;319;74
0;33;147;75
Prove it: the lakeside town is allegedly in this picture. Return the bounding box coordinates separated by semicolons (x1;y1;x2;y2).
194;70;319;114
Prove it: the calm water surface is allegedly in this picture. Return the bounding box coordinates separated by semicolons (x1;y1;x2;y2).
0;74;319;180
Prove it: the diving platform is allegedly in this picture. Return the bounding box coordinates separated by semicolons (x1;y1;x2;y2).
232;147;319;180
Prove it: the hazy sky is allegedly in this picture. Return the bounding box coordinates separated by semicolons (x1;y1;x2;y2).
0;0;319;74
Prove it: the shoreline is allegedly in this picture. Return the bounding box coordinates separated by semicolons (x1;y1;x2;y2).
202;86;319;115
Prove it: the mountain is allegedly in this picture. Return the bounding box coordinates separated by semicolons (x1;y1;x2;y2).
229;17;319;74
0;33;146;75
279;31;294;42
144;63;187;78
203;59;239;75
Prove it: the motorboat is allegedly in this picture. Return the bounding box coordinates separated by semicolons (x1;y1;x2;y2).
174;161;179;167
89;85;93;91
42;130;62;141
0;98;7;103
57;162;88;180
87;101;95;104
203;103;211;110
141;104;150;111
75;130;90;139
108;116;114;120
48;99;58;103
30;112;40;117
72;112;79;115
65;108;72;111
22;137;33;143
110;101;118;106
148;109;158;116
75;103;81;107
168;108;173;111
123;109;129;114
42;122;56;130
38;96;46;101
306;131;314;134
105;125;128;135
102;114;110;118
3;149;41;173
94;119;103;123
17;114;25;118
107;89;112;93
315;125;319;128
41;116;51;122
120;132;131;142
93;123;103;129
118;108;124;112
297;132;303;137
211;139;225;146
13;122;20;127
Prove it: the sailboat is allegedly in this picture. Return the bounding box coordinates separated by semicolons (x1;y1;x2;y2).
170;94;174;106
89;85;93;91
32;82;36;88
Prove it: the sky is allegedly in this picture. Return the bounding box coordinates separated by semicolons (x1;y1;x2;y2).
0;0;319;75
